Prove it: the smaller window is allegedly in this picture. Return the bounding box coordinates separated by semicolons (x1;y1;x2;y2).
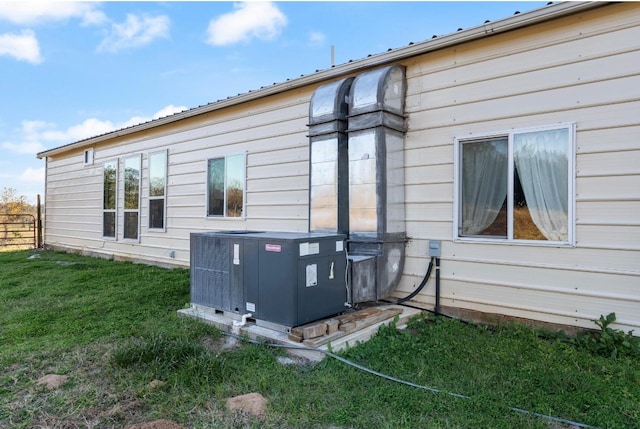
207;154;245;218
84;148;94;166
148;150;167;230
123;155;141;241
103;160;117;238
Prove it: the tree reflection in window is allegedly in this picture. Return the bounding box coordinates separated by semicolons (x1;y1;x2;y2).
123;156;140;240
103;160;117;238
207;154;245;218
149;151;166;230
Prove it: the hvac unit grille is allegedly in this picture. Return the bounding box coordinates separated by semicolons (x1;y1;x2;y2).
190;234;231;310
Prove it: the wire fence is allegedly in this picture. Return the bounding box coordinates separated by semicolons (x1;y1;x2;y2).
0;214;37;249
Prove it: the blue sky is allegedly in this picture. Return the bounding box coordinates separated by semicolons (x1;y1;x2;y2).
0;1;546;203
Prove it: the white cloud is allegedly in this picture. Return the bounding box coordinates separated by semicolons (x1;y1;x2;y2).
40;118;118;143
20;167;45;183
153;104;188;119
0;30;43;64
98;13;170;53
1;120;49;153
2;141;45;155
309;31;325;45
0;2;106;26
2;105;189;156
119;104;187;128
206;2;287;46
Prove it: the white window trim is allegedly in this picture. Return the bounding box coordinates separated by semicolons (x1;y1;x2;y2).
84;148;94;166
148;149;168;232
123;154;141;242
453;122;576;247
102;159;118;240
205;152;247;220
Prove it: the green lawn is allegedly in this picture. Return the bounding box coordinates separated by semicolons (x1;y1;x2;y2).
1;250;638;428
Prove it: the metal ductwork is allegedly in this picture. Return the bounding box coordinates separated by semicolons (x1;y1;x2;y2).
308;65;407;304
308;77;354;234
346;65;407;303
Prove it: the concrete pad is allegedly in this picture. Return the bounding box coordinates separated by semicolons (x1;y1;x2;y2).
178;304;422;363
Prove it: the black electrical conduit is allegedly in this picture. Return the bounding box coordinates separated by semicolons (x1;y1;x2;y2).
222;330;599;429
395;256;435;305
390;256;441;315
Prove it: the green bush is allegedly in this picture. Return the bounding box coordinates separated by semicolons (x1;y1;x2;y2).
572;312;640;358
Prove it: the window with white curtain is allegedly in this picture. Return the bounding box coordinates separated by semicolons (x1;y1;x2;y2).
454;123;575;245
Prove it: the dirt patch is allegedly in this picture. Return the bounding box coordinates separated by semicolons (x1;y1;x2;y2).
36;374;69;390
125;419;185;429
201;334;242;353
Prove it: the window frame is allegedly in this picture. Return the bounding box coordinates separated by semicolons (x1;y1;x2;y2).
148;150;168;232
84;148;94;166
453;123;576;246
102;159;118;240
206;153;246;219
123;154;141;242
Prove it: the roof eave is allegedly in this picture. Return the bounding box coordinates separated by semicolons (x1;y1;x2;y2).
37;1;606;159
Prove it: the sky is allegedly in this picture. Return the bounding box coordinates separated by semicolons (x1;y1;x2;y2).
0;0;547;204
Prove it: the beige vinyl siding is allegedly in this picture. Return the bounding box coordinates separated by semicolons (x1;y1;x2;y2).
394;2;640;332
44;87;317;266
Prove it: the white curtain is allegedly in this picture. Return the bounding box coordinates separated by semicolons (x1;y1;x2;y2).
461;139;508;235
514;129;568;241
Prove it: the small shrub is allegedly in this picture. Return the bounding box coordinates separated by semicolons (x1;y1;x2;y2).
572;312;640;358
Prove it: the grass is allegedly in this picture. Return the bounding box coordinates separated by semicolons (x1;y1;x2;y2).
1;250;638;428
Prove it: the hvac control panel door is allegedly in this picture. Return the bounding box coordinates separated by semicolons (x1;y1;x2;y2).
257;240;297;326
297;252;347;326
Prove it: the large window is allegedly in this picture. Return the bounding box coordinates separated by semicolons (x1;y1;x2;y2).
454;124;575;245
207;154;245;217
148;150;167;230
103;160;117;238
123;155;141;240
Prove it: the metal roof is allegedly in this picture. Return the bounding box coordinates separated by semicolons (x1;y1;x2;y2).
37;1;606;159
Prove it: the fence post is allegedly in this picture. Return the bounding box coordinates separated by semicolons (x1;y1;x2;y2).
37;194;43;248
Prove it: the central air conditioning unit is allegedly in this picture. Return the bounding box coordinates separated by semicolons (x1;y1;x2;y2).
190;231;347;329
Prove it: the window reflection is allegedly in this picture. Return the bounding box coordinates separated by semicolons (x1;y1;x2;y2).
207;154;244;218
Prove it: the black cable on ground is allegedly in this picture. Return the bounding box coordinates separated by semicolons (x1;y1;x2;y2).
221;330;600;429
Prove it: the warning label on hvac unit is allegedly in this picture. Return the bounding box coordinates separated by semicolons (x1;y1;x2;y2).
299;242;320;257
306;264;318;287
265;244;281;252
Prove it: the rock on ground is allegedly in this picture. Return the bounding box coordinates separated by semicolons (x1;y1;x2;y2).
225;392;268;419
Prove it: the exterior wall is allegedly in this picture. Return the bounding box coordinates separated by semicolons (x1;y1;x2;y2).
396;2;640;333
44;87;318;266
43;3;640;333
